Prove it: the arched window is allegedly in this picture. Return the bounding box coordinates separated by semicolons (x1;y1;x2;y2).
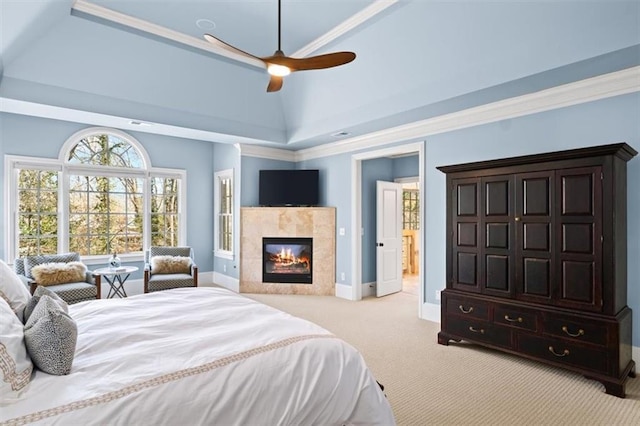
7;127;186;262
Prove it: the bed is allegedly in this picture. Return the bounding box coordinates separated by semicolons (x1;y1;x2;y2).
1;286;395;425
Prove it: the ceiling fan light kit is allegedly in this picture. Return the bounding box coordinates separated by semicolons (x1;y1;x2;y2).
204;0;356;92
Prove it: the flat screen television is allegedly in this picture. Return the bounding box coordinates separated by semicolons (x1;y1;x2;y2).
259;169;319;207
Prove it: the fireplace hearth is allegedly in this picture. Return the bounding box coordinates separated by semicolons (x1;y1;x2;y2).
263;237;312;284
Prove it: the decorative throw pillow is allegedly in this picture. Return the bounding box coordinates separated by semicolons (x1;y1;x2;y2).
0;259;32;322
0;297;33;397
23;253;80;279
24;295;78;376
23;285;69;324
30;262;87;286
151;255;192;274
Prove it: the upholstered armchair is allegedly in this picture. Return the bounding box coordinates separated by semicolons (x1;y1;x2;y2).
14;252;101;304
144;246;198;293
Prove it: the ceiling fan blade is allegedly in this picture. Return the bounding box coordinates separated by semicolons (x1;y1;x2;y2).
263;52;356;72
267;75;284;92
204;33;264;63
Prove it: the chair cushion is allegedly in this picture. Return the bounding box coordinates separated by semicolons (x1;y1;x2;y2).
0;259;32;322
30;262;87;286
24;286;69;324
147;274;195;292
151;256;192;274
24;295;78;376
23;253;80;279
0;297;33;396
43;282;98;305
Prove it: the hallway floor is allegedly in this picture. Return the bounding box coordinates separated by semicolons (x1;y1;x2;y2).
402;274;419;296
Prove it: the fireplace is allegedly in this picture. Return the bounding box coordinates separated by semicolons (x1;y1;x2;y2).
262;237;312;284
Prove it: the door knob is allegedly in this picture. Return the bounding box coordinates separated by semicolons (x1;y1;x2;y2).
376;243;384;247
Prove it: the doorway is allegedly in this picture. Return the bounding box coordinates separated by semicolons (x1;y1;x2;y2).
351;142;425;318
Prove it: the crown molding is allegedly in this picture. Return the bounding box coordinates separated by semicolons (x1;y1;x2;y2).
292;0;399;58
295;65;640;162
239;144;297;162
71;0;264;68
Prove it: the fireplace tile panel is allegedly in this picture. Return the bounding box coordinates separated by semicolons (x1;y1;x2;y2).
240;207;336;295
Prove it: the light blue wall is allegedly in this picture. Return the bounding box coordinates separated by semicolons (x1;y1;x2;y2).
424;92;640;345
213;143;241;278
392;155;419;179
0;112;215;280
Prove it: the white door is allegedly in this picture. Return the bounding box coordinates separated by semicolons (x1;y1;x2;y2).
376;180;403;297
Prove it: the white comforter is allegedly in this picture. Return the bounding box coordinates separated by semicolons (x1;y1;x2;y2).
1;287;395;425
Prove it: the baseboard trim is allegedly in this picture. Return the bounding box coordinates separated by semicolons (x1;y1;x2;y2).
335;282;354;300
212;272;239;293
362;281;375;298
421;302;441;323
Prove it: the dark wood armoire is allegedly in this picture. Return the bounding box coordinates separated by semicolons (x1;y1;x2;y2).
437;143;637;397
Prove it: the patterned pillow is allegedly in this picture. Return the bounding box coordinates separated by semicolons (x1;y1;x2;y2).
30;262;87;286
0;297;33;397
23;253;80;279
23;286;69;324
0;259;32;322
151;256;192;274
24;295;78;376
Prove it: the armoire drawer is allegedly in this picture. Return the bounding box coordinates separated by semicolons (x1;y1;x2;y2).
518;334;609;374
541;313;608;347
445;296;490;321
494;305;538;332
444;316;512;349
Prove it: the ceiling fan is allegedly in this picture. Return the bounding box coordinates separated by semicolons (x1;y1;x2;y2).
204;0;356;92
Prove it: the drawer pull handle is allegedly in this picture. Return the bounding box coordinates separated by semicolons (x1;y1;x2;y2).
504;315;523;323
459;305;474;314
548;346;570;357
469;326;485;334
562;326;584;337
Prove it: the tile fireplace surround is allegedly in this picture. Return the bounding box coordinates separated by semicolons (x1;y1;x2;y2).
240;207;336;295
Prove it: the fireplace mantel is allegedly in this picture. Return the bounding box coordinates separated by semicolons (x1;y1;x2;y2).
240;207;336;295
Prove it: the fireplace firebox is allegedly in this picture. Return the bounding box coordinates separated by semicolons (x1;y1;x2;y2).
262;237;312;284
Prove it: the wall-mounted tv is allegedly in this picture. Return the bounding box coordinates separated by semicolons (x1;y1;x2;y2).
259;169;319;207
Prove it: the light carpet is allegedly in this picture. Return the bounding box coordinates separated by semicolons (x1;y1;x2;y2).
247;291;639;426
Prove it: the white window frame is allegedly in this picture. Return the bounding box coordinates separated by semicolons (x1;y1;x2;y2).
4;127;187;265
214;168;234;260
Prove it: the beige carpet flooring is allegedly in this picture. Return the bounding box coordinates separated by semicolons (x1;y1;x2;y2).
247;291;639;426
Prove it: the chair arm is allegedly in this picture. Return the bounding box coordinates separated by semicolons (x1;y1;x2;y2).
191;264;198;286
91;273;102;299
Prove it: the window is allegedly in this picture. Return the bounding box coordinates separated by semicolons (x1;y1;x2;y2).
17;168;59;257
403;189;420;230
6;127;186;262
214;169;233;259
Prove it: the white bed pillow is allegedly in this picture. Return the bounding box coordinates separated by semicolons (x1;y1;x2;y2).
0;259;32;322
0;297;34;398
24;295;78;376
23;286;69;324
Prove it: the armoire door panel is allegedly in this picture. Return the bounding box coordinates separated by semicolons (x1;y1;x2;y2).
486;255;509;290
562;223;593;254
562;261;595;303
561;174;594;215
486;223;509;248
457;223;477;247
457;252;478;286
457;183;478;216
522;177;550;216
523;223;550;251
523;258;550;296
485;180;509;216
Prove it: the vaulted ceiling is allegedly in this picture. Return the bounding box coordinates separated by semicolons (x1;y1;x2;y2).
1;0;639;150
